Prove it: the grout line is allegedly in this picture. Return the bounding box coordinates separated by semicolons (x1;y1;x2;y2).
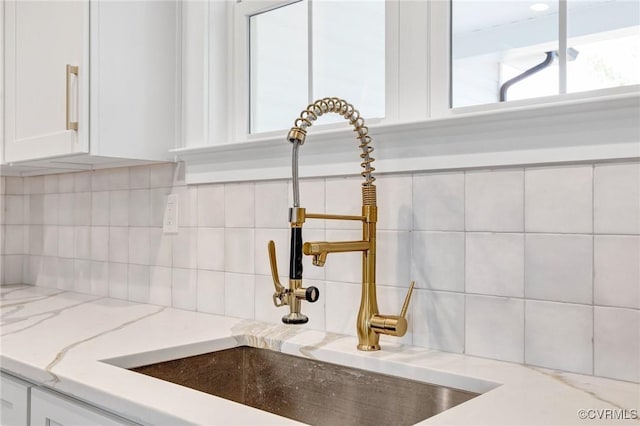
462;170;467;354
522;167;527;362
591;164;596;376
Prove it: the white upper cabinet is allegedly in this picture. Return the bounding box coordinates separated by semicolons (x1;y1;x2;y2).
3;0;178;171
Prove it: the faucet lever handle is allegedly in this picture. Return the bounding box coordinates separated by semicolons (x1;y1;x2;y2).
400;280;415;318
267;241;287;307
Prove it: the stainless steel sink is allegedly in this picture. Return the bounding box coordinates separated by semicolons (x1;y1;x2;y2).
129;346;479;425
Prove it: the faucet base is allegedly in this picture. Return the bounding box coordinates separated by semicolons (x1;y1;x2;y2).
282;313;309;325
357;344;381;351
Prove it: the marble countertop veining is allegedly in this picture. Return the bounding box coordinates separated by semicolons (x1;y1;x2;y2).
1;285;638;425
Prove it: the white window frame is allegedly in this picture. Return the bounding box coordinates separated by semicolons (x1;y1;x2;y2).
173;0;639;185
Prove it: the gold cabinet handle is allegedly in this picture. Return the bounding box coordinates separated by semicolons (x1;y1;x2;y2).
66;64;79;131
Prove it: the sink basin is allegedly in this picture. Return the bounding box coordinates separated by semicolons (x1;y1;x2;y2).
129;346;479;425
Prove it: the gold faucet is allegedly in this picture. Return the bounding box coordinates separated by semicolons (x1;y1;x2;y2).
268;97;415;351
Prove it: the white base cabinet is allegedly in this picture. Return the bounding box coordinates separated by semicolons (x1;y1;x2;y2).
1;372;32;426
30;387;138;426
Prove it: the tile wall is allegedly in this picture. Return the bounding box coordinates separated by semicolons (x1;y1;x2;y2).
1;161;638;383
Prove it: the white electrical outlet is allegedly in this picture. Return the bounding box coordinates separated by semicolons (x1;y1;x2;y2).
163;194;178;234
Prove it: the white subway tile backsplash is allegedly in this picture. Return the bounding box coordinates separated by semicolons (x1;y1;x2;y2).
149;266;172;306
109;263;129;299
412;290;464;353
413;172;464;231
594;163;640;234
90;261;109;296
73;260;92;294
175;186;198;227
129;166;151;190
44;175;59;194
129;189;151;227
148;228;173;267
197;184;225;227
255;181;289;229
5;161;637;383
149;163;175;188
25;176;45;194
5;177;23;195
525;234;592;304
325;177;362;230
128;264;150;303
224;273;255;319
465;295;524;363
525;166;593;233
197;228;225;271
91;227;109;262
29;195;44;225
224;183;255;228
4;255;24;285
525;300;593;375
74;226;91;260
376;231;411;287
325;281;360;336
172;268;197;310
57;258;75;290
91;170;110;192
4;225;24;255
43;226;59;257
466;233;524;297
73;193;91;226
58;174;75;193
594;235;640;309
6;195;24;224
58;226;75;258
172;228;197;269
29;225;43;256
109;191;129;226
594;307;640;383
74;172;92;193
58;193;75;226
128;227;150;265
411;232;465;291
109;227;129;264
376;175;412;231
91;192;110;226
224;229;255;274
149;188;171;227
325;229;363;284
466;169;524;232
196;270;225;315
109;167;130;191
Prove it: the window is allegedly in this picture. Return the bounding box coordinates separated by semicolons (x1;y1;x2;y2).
451;0;640;108
245;0;386;134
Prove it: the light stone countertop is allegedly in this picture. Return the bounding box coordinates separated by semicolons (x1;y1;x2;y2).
1;285;638;425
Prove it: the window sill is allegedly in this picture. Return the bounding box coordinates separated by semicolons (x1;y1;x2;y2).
172;91;639;184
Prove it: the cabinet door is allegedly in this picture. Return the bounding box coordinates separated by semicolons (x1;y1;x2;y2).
4;0;89;163
30;387;138;426
0;372;32;426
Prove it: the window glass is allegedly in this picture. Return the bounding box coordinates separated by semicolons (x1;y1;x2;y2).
451;0;559;107
250;1;308;133
567;0;640;93
249;0;385;134
452;0;639;108
312;0;385;124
